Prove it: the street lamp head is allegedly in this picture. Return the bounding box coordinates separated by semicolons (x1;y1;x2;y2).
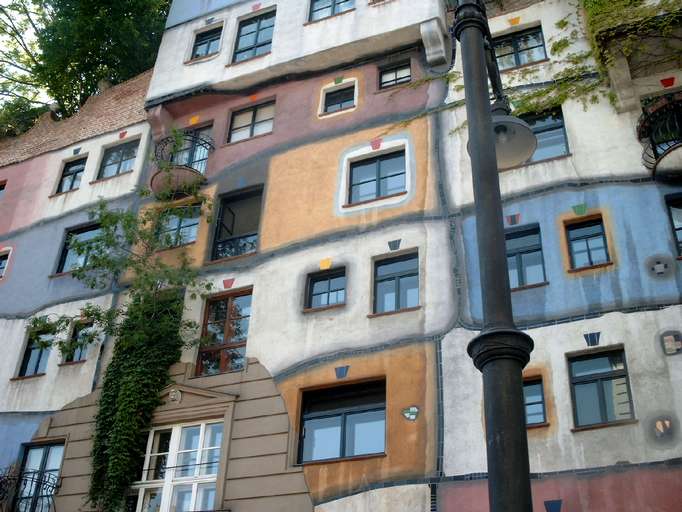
491;114;537;169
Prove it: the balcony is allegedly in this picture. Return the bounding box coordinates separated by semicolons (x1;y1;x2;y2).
150;130;215;198
0;467;58;512
638;92;682;180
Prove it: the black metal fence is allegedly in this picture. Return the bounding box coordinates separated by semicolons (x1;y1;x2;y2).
0;467;58;512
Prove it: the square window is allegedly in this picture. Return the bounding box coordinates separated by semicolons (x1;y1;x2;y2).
98;140;139;180
306;268;346;309
171;126;212;174
523;379;546;426
310;0;355;21
666;196;682;256
57;158;87;193
19;330;53;377
374;253;419;314
192;27;222;59
0;252;8;278
57;224;101;273
324;85;355;113
521;108;569;163
233;11;275;63
212;189;262;260
158;205;201;248
63;322;93;363
493;26;547;71
348;150;406;205
506;225;546;289
380;62;411;89
299;380;385;463
565;217;610;270
16;443;63;511
228;101;275;143
569;350;634;428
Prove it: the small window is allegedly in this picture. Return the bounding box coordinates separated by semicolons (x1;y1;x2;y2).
324;85;355;114
158;206;201;248
349;150;406;205
522;108;569;163
0;181;5;199
310;0;355;21
192;27;222;59
299;380;386;463
63;322;93;363
493;26;547;71
666;197;682;256
307;268;346;309
380;62;411;89
171;126;212;174
57;158;87;193
506;226;546;289
16;444;64;512
523;379;546;426
212;189;262;260
566;218;610;270
233;10;275;63
228;101;275;143
98;140;138;180
569;349;634;428
198;290;252;376
19;331;52;377
0;252;8;278
57;225;101;273
374;253;419;314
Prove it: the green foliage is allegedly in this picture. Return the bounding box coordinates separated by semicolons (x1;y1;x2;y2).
0;97;48;138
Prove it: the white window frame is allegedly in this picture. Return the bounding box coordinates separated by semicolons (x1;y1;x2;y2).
318;77;359;118
129;421;223;512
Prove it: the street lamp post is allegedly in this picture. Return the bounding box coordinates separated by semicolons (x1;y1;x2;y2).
452;1;536;511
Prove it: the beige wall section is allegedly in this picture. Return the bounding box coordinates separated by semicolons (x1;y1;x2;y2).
277;342;438;504
315;484;432;512
39;360;313;511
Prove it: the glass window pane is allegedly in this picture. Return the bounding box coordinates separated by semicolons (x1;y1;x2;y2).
399;274;419;309
531;128;567;161
351;181;376;203
171;485;193;512
671;204;682;229
196;483;216;511
506;232;540;252
587;236;608;264
253;119;273;136
496;53;516;71
376;256;418;277
603;376;632;421
152;429;172;453
518;46;547;66
255;104;275;121
229;317;250;342
345;409;385;457
225;345;246;371
256;26;273;44
508;255;520;289
176;450;198;477
232;110;253;129
526;403;545;424
570;239;590;268
571;353;624;377
141;488;163;512
24;447;45;472
312;278;330;295
180;426;201;451
204;423;223;448
568;222;603;240
311;293;328;308
379;152;405;177
517;31;544;50
350;161;376;184
255;43;271;56
523;382;542;404
36;346;50;374
45;445;64;470
312;6;332;20
302;416;342;461
232;294;252;317
329;276;345;291
574;381;602;426
379;173;406;197
376;279;396;313
230;126;251;142
200;447;221;475
521;250;545;285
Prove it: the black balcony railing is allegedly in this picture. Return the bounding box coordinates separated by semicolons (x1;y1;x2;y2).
638;92;682;178
212;233;258;260
0;467;58;512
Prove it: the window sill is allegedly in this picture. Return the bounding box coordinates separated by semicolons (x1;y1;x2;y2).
302;303;346;314
511;281;549;292
571;418;638;433
342;191;408;209
156;241;197;254
10;373;46;381
303;8;356;26
318;105;357;118
205;251;257;266
223;131;273;147
502;154;572;172
48;271;74;279
184;52;220;66
527;421;550;430
226;52;271;68
298;452;386;467
567;261;614;274
367;305;421;319
59;360;87;367
48;188;79;199
500;58;551;74
89;170;134;185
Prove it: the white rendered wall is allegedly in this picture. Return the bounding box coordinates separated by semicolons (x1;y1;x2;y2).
314;484;431;512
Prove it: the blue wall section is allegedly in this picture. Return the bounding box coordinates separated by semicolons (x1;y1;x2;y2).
462;182;682;325
0;412;52;468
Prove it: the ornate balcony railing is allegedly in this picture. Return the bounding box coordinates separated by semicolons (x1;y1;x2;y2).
637;92;682;180
212;233;258;260
0;467;58;512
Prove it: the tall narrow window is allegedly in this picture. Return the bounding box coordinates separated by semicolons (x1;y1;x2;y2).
374;253;419;314
19;331;53;377
505;226;546;289
0;181;5;199
324;85;355;114
569;350;634;428
493;27;547;71
228;101;275;143
198;290;252;376
192;27;222;59
212;189;262;260
63;322;93;363
522;108;569;163
98;140;139;179
380;62;411;89
172;126;212;174
566;217;610;270
310;0;355;21
16;444;64;512
523;379;546;426
666;197;682;255
307;268;346;309
233;11;275;63
57;158;86;193
57;225;101;273
0;252;8;278
299;380;386;463
349;150;406;205
158;206;201;248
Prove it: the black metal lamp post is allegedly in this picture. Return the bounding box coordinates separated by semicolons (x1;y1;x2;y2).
452;1;537;511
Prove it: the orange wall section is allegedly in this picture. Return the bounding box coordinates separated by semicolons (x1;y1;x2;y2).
276;342;438;504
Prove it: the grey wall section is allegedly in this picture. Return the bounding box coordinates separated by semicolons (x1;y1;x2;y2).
166;0;248;28
0;412;51;467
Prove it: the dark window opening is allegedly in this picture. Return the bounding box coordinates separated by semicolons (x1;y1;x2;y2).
57;224;102;273
349;150;406;205
307;269;346;309
198;290;252;376
228;101;275;143
212;190;262;260
158;205;201;248
569;350;634;428
16;443;64;512
523;379;546;426
522;108;569;163
324;85;355;113
299;380;386;463
0;181;5;199
192;27;222;59
374;253;419;314
0;253;8;278
171;125;212;174
310;0;355;21
57;158;86;193
566;218;610;270
493;26;547;71
380;62;411;89
98;140;138;179
19;331;52;377
666;197;682;255
506;225;546;288
233;11;275;63
63;322;93;363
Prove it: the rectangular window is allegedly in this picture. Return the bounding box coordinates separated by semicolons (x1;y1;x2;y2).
57;158;86;193
233;11;275;63
0;252;8;278
198;290;252;376
192;27;222;59
299;380;385;463
349;150;406;205
374;253;419;314
324;85;355;114
566;218;610;270
569;350;634;428
128;422;222;512
380;62;411;89
523;379;546;426
98;140;139;179
310;0;355;21
667;197;682;255
171;126;212;175
16;443;64;512
522;108;569;163
159;206;201;248
212;190;262;260
19;331;52;377
493;26;547;71
228;101;275;143
0;181;5;199
506;226;546;289
63;322;93;363
307;269;346;309
57;225;101;273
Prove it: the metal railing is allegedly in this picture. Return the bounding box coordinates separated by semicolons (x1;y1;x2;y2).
212;233;258;260
0;467;58;512
154;130;216;175
637;92;682;175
